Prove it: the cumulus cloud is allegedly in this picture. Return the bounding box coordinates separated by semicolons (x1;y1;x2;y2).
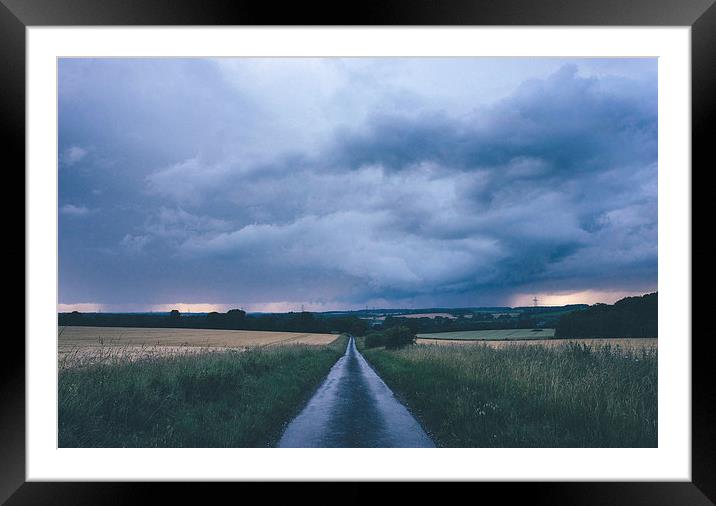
145;158;242;206
120;234;151;254
181;210;502;292
327;65;656;176
60;204;92;216
60;145;88;167
58;58;657;308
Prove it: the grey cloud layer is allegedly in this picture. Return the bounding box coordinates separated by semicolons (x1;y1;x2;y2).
58;58;657;307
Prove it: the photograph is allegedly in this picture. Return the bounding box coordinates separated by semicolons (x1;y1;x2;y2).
57;56;659;449
3;0;709;497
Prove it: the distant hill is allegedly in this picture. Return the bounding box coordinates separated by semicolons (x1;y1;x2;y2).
555;292;657;338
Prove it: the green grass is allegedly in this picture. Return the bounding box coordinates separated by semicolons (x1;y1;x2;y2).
417;328;555;340
59;336;347;447
361;341;657;447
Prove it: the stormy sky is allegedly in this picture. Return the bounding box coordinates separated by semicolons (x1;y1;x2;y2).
58;58;657;312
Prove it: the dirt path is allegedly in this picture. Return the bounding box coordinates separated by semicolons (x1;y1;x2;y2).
278;336;435;448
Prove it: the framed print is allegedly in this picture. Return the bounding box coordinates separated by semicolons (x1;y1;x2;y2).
4;0;712;502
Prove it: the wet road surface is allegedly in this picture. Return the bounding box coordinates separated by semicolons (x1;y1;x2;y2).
278;336;435;447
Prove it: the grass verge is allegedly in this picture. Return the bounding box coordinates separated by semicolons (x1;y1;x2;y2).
59;336;346;447
361;341;656;447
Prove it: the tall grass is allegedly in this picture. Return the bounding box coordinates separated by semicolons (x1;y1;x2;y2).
362;342;657;447
59;336;346;447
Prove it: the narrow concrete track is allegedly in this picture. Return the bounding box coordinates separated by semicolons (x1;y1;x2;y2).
278;336;435;448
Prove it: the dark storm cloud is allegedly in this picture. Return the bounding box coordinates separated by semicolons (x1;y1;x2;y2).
58;59;657;309
329;65;656;175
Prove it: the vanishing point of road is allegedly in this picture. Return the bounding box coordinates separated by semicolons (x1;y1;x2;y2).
278;336;435;448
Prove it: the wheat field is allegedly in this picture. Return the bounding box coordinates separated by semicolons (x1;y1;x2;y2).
416;328;556;340
416;336;657;351
58;326;338;368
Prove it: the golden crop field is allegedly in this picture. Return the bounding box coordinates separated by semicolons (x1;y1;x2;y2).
416;337;658;351
398;312;457;319
417;328;556;340
58;326;338;368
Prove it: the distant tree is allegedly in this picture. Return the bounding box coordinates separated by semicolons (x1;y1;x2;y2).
221;309;247;329
384;326;416;350
286;311;323;333
381;316;420;333
349;318;369;336
382;315;397;328
61;310;83;326
169;310;180;320
227;309;246;319
206;311;221;326
555;293;657;338
318;316;370;336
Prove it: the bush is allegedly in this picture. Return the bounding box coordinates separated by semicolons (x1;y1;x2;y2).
364;332;386;349
363;326;416;349
384;326;416;350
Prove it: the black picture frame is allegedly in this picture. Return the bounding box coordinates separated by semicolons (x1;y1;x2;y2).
4;0;711;502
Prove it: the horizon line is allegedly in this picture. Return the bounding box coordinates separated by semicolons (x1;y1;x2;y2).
58;291;656;315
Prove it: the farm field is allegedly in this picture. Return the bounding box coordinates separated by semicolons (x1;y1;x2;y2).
417;328;556;340
59;326;337;367
417;337;657;352
59;335;347;447
361;340;657;447
398;312;457;319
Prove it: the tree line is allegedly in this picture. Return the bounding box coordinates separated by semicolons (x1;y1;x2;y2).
58;309;369;335
58;294;656;340
373;313;552;334
554;292;657;338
